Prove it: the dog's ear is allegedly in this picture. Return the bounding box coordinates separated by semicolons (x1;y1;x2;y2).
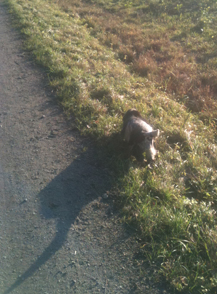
148;129;160;138
138;129;159;140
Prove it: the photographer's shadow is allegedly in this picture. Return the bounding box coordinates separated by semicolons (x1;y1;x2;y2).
3;146;111;294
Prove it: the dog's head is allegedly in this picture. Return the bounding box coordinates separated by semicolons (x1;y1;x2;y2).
138;129;160;161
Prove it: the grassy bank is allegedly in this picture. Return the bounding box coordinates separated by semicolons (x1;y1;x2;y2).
6;0;217;292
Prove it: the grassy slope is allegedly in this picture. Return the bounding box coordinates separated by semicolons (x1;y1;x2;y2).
59;0;217;121
6;0;217;292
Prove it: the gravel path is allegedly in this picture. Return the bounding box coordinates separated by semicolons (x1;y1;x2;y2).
0;2;170;293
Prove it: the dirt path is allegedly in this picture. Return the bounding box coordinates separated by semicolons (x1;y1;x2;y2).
0;2;169;293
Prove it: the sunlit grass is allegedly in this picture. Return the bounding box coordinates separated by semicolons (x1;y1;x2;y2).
57;0;217;122
6;0;217;292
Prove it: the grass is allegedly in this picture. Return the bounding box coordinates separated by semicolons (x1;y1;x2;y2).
5;0;217;292
57;0;217;119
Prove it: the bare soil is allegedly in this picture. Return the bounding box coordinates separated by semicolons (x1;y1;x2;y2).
0;2;170;293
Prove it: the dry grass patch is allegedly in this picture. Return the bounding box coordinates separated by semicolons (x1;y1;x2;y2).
55;0;217;126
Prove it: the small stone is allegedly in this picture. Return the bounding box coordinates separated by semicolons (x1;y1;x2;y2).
71;279;76;286
102;193;108;199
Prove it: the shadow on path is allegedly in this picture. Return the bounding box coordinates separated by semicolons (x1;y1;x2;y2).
3;148;111;294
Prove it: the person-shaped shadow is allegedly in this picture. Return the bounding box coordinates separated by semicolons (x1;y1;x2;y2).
3;146;111;294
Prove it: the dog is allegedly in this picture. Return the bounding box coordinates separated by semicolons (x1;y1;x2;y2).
122;109;160;161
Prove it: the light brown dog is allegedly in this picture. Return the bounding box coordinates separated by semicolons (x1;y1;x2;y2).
122;109;160;161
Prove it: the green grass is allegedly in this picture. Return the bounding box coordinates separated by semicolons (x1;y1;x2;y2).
5;0;217;292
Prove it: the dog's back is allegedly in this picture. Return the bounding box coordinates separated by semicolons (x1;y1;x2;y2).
124;116;153;144
122;109;159;161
